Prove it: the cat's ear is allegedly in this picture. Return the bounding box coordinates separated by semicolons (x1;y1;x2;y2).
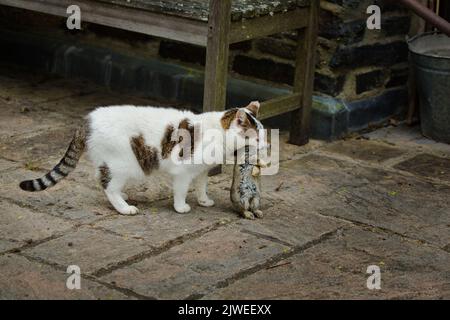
245;101;260;117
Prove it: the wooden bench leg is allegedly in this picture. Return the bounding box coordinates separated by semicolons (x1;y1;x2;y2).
289;1;319;146
203;0;231;112
204;0;231;175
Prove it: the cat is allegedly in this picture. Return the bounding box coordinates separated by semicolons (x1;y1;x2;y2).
19;101;264;215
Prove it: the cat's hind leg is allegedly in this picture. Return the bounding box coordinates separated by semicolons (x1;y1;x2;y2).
100;167;138;215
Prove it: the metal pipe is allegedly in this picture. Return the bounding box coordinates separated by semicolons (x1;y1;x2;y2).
387;0;450;36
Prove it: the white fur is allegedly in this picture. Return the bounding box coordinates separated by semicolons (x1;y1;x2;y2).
86;105;255;215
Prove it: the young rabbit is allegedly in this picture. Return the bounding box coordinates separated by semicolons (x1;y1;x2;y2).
230;146;267;220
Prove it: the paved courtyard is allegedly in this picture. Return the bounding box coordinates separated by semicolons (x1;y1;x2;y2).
0;64;449;299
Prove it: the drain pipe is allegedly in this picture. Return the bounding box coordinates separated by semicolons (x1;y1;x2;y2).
387;0;450;37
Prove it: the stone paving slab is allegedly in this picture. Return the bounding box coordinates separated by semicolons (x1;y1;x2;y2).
101;225;288;299
323;139;406;163
277;132;325;162
1;126;79;164
22;227;151;275
205;227;450;300
0;254;129;299
395;153;450;183
39;90;174;120
363;125;423;144
282;154;450;249
0;64;52;90
0;158;19;172
0;199;74;254
363;125;450;157
0;97;73;140
0;77;98;105
235;203;346;247
0;73;39;90
93;199;236;248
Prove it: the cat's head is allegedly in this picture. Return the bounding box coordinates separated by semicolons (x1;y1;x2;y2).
221;101;268;153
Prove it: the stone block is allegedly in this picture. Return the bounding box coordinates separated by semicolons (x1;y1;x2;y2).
23;227;151;275
205;227;450;299
0;254;129;299
101;225;287;299
0;199;74;254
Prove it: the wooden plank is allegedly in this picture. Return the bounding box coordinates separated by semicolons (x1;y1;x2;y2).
0;0;208;45
229;8;309;44
259;93;302;120
94;0;309;22
289;1;319;146
202;0;232;112
203;0;232;176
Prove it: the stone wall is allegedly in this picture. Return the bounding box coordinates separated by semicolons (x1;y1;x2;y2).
159;0;411;102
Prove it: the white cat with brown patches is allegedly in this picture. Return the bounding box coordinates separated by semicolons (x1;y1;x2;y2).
19;101;265;215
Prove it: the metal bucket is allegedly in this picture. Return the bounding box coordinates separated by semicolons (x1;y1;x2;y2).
408;32;450;143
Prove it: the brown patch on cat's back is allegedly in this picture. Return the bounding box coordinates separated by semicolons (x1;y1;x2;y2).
178;118;199;159
161;119;200;159
220;108;238;129
161;124;177;159
99;163;111;189
131;134;159;175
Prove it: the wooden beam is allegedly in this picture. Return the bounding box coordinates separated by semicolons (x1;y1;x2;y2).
229;8;309;44
259;93;302;120
0;0;208;45
289;1;319;146
202;0;232;112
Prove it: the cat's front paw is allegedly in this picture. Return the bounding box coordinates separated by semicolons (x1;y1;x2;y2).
174;203;191;214
118;205;139;215
198;198;215;207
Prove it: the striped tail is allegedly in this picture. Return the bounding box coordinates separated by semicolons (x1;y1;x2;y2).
19;126;87;192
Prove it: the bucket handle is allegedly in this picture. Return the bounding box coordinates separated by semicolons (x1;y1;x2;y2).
407;30;442;44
